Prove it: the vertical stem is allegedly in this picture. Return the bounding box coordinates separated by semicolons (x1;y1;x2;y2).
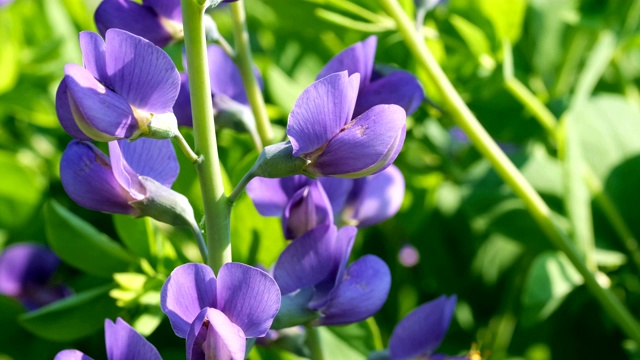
378;0;640;344
181;0;231;272
304;325;325;360
230;1;273;147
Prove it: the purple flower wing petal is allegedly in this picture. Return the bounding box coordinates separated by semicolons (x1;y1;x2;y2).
56;79;93;141
316;255;391;326
105;28;180;113
282;182;333;240
95;0;174;48
287;72;359;156
64;64;137;140
160;263;218;338
246;177;290;217
388;295;457;360
174;73;193;127
273;224;338;294
143;0;182;22
108;141;145;201
186;308;246;360
317;36;377;88
318;177;352;216
0;243;59;297
78;32;108;83
208;45;249;105
350;165;405;227
60;140;135;215
105;318;162;360
216;263;281;338
117;138;179;188
353;70;424;117
311;104;405;177
54;350;93;360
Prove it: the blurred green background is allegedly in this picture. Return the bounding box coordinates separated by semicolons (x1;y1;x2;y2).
1;0;640;359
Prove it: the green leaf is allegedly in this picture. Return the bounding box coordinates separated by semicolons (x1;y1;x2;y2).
0;11;21;94
318;325;368;360
45;201;137;277
19;284;119;342
477;0;527;44
113;215;156;262
0;150;46;229
472;233;525;285
449;14;495;71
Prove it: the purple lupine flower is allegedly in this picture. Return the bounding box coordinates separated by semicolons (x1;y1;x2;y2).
287;71;406;178
0;0;13;7
55;317;161;360
56;29;180;142
317;35;424;118
273;225;391;326
160;262;281;360
389;295;466;360
0;243;70;310
398;244;420;268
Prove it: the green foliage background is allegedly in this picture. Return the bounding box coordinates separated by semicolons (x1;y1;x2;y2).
1;0;640;359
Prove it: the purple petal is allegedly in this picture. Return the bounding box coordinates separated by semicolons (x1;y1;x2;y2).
117;138;179;188
174;73;193;127
64;63;137;141
282;182;334;239
0;243;59;297
318;177;353;217
95;0;174;48
216;263;281;338
273;224;338;294
108;141;146;201
78;32;108;83
208;45;249;104
143;0;182;22
310;104;406;177
54;350;93;360
56;79;93;141
60;140;136;215
186;307;246;360
160;263;218;338
105;318;162;360
388;295;457;360
317;36;377;89
316;255;391;326
354;70;424;117
287;72;360;157
346;165;405;227
246;177;291;217
105;28;180;113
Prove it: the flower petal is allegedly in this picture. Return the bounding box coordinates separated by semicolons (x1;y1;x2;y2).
246;177;290;217
118;138;179;188
287;72;360;157
273;224;338;295
354;70;424;117
105;28;180;113
105;318;162;360
54;350;93;360
347;165;405;227
317;36;377;89
318;177;353;217
310;104;405;177
60;140;136;214
78;32;108;83
0;243;59;297
56;79;93;141
108;141;145;201
388;295;457;360
208;45;249;104
186;307;246;360
216;263;281;338
143;0;182;22
160;263;218;338
64;63;137;140
282;182;333;239
316;255;391;326
95;0;174;48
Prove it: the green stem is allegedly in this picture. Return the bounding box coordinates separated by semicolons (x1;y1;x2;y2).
174;131;201;164
228;170;255;205
229;1;272;147
379;0;640;344
181;0;231;272
304;325;324;360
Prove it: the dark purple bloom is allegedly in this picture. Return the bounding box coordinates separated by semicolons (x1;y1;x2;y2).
0;243;70;310
389;295;460;360
55;317;161;360
273;225;391;326
56;29;180;142
287;71;406;178
160;262;281;360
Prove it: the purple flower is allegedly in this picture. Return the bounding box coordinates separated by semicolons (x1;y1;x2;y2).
287;71;406;178
56;29;180;142
273;225;391;326
160;262;281;360
55;317;161;360
317;35;424;118
398;244;420;268
389;295;462;360
0;243;70;310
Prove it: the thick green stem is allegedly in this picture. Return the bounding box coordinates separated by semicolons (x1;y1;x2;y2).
378;0;640;344
229;1;272;147
304;325;324;360
181;0;231;271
